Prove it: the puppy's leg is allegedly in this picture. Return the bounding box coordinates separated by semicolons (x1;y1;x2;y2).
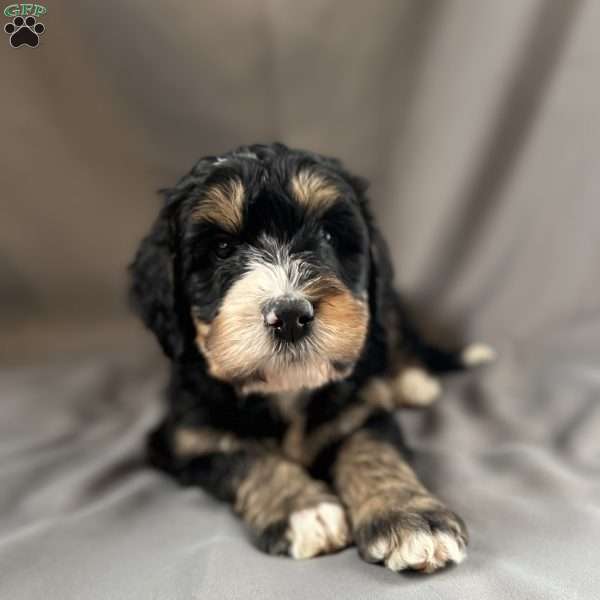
234;451;350;558
390;339;496;408
156;424;351;559
392;365;443;407
332;415;467;573
397;302;496;375
389;297;495;407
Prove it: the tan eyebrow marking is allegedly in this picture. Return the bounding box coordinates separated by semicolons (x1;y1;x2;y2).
291;169;340;214
191;178;245;232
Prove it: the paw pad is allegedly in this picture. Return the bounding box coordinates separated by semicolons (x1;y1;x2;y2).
4;16;45;48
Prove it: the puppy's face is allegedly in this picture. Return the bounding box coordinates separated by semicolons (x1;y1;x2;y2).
176;150;371;393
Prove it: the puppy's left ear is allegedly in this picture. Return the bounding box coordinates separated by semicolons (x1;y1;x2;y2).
364;211;396;321
348;178;397;340
129;203;184;359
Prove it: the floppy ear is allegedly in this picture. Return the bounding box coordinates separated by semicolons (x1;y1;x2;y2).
319;158;397;325
338;172;395;313
345;177;398;366
362;204;396;325
129;204;184;359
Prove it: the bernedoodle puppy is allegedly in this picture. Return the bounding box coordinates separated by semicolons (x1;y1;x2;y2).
129;143;494;573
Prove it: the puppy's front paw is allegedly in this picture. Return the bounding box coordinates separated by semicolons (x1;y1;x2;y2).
394;367;442;407
355;507;467;573
256;501;351;559
288;502;351;559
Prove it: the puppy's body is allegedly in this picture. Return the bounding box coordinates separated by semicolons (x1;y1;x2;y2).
131;143;493;572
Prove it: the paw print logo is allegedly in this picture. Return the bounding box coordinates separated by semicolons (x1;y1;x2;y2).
4;15;45;48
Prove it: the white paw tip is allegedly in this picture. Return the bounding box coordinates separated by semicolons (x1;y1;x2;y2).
434;531;466;565
288;502;350;559
365;537;392;562
462;343;497;367
395;367;442;406
383;530;466;573
385;530;435;571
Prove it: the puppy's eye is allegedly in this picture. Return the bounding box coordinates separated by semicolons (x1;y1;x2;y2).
322;230;333;244
214;239;234;259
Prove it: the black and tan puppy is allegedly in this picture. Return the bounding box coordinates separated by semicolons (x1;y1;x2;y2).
130;143;494;573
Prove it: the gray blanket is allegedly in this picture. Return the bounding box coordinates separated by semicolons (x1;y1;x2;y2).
1;1;599;598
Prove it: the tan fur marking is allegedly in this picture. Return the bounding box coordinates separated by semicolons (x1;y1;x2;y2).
291;402;375;466
282;415;306;463
291;170;340;214
191;178;245;232
235;455;336;531
359;377;395;411
334;435;469;572
272;390;305;421
193;317;211;355
334;431;433;527
199;265;368;393
304;276;369;363
314;291;368;360
174;427;242;457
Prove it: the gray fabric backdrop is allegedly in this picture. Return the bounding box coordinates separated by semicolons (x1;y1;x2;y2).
1;1;599;598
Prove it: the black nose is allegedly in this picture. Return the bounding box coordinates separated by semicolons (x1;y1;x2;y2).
263;297;314;343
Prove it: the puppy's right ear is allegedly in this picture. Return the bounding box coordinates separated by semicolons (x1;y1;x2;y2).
129;203;183;359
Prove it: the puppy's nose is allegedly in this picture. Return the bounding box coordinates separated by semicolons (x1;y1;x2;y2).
263;297;314;343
